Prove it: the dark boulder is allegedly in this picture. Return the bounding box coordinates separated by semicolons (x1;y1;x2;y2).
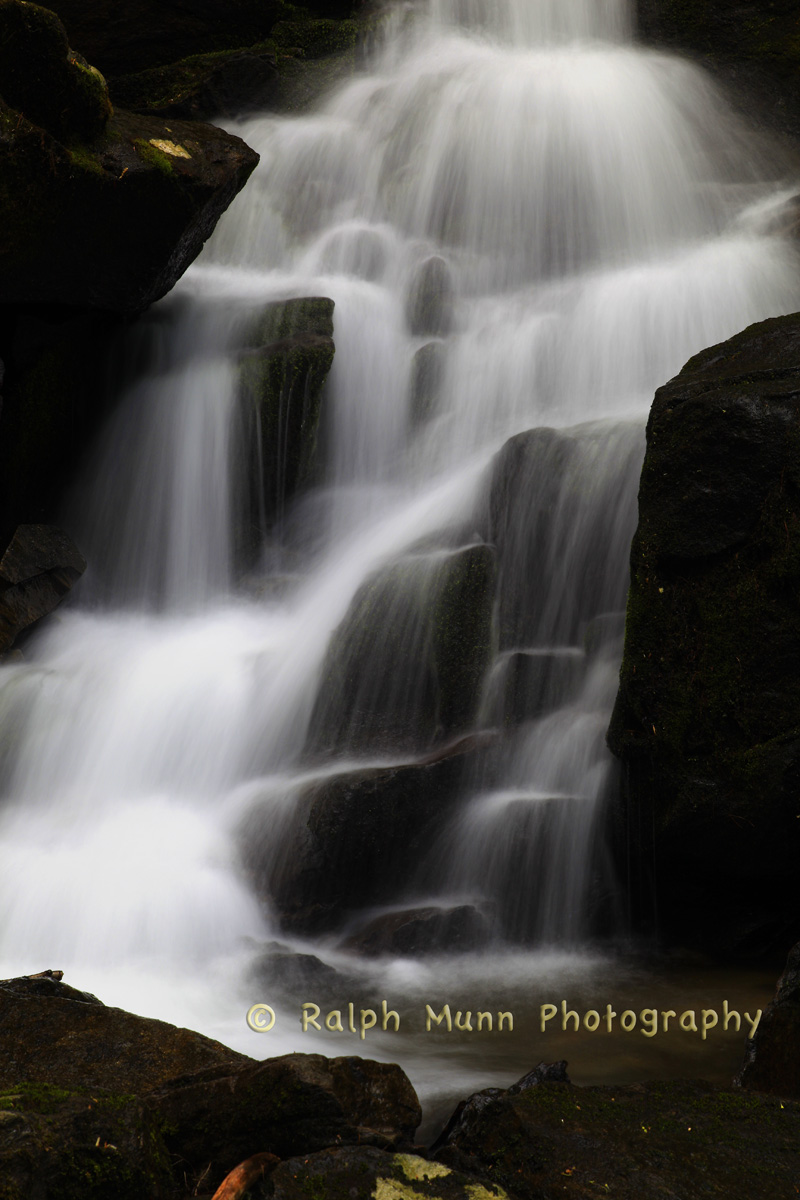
236;297;335;534
0;102;258;314
0;974;248;1093
607;313;800;953
342;905;490;958
150;1053;421;1191
0;525;86;653
112;46;281;121
307;544;496;758
245;737;487;935
737;940;800;1098
409;341;445;426
0;0;112;141
482;648;585;727
435;1073;800;1200
0;1083;175;1200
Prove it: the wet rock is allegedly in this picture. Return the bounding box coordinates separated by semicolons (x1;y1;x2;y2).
583;610;625;658
150;1053;421;1191
248;738;484;935
307;543;496;757
737;940;800;1098
112;46;281;121
0;4;259;315
485;648;585;727
434;1076;800;1200
409;341;445;425
486;423;642;649
405;256;454;337
342;905;490;958
0;974;248;1092
607;313;800;952
249;943;362;1001
0;525;86;653
237;297;335;534
0;1083;175;1200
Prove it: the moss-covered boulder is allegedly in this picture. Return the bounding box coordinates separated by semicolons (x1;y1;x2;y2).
237;297;335;535
0;1082;176;1200
0;0;112;141
307;544;496;758
265;1146;507;1200
111;45;281;121
636;0;800;136
607;313;800;953
434;1074;800;1200
244;736;488;934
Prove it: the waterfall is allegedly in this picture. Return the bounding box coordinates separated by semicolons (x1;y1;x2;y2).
0;0;798;1062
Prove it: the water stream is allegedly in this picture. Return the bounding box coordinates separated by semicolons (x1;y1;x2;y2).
0;0;798;1113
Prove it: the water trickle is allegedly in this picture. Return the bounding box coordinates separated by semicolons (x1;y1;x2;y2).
0;0;798;1089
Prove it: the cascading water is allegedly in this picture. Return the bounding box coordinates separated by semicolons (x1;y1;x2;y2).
0;0;798;1100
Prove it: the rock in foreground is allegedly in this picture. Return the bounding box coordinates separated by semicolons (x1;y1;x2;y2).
738;939;800;1098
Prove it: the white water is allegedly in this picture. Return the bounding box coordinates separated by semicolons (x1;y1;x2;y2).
0;0;798;1093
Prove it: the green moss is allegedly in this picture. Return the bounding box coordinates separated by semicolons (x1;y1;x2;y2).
133;137;174;174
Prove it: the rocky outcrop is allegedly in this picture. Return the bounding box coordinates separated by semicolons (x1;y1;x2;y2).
0;524;86;653
264;1146;506;1200
433;1068;800;1200
738;940;800;1098
245;736;490;935
342;905;490;958
307;544;496;758
237;297;335;537
608;313;800;953
0;973;421;1196
636;0;800;137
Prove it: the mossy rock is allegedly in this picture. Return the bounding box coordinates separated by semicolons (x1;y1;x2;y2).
306;543;496;758
435;1076;800;1200
266;1146;507;1200
110;44;281;120
608;313;800;952
0;100;258;312
0;1082;175;1200
0;0;112;141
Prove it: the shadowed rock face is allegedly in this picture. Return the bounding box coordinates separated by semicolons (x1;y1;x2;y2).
738;940;800;1098
608;313;800;954
0;524;86;653
636;0;800;137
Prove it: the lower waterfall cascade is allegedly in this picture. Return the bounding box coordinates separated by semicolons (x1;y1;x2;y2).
0;0;797;1109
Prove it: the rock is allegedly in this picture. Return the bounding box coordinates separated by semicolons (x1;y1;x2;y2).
0;100;258;313
637;0;800;138
434;1076;800;1200
150;1053;421;1191
307;543;496;757
245;737;488;935
248;943;362;1001
607;313;800;953
486;422;642;650
0;974;248;1092
266;1146;507;1200
483;648;585;727
342;905;491;958
737;940;800;1098
409;341;445;425
112;46;281;121
0;0;112;142
0;1083;175;1200
582;610;626;658
237;297;335;533
405;257;454;337
0;525;86;652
